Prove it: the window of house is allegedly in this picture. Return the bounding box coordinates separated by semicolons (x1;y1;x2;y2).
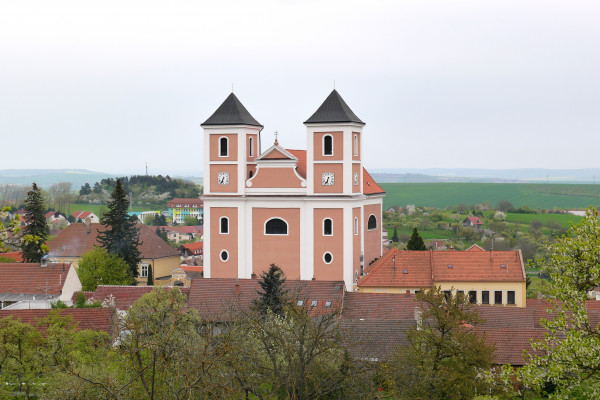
354;217;358;235
219;137;228;157
220;217;229;234
457;290;464;297
323;135;333;156
443;290;452;300
323;218;333;236
323;252;333;264
494;291;503;305
311;300;318;307
507;291;516;305
325;301;332;307
368;215;377;230
220;250;229;262
141;264;148;278
297;300;304;306
482;291;490;304
249;137;254;157
353;134;358;156
265;218;288;235
468;291;477;304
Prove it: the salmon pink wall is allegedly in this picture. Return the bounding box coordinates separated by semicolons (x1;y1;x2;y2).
263;148;290;159
250;167;304;188
313;208;344;281
364;203;382;266
210;164;238;193
353;207;362;280
314;131;343;161
313;163;343;193
210;134;238;161
252;208;301;279
210;207;238;278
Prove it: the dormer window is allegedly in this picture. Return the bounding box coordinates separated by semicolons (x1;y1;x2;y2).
323;135;333;156
219;137;229;157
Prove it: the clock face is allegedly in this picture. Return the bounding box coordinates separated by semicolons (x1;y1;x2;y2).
353;172;359;186
217;172;229;185
322;172;334;186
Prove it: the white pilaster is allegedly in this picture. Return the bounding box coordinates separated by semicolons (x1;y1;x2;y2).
203;204;211;278
343;204;353;290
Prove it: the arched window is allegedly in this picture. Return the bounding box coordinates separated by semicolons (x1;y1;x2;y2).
354;217;359;235
265;218;288;235
323;135;333;156
219;137;228;157
220;217;229;234
323;218;333;236
353;134;358;156
368;215;377;230
249;137;254;157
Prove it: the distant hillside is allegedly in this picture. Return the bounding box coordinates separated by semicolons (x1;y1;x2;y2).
382;183;600;210
0;169;116;188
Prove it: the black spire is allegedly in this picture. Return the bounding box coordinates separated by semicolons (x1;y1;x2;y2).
201;93;263;127
304;89;364;125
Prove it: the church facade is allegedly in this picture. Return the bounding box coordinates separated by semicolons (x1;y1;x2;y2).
201;90;385;290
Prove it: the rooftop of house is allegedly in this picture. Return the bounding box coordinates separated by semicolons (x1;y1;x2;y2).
89;285;190;310
304;89;365;125
358;246;525;288
48;223;180;259
179;242;203;252
72;211;94;219
0;262;71;296
0;308;115;335
0;251;23;262
464;216;483;225
201;92;263;127
167;198;204;208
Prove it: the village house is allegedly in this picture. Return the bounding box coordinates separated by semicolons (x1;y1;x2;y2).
462;215;484;230
356;244;527;307
153;225;203;243
45;211;68;224
72;211;100;224
0;261;82;309
201;90;385;290
47;223;180;285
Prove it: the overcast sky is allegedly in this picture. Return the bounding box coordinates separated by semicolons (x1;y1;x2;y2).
1;0;599;176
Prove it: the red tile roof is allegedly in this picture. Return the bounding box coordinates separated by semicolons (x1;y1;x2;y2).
0;263;71;294
342;292;419;320
187;278;345;318
363;168;385;195
0;251;23;262
90;285;190;310
72;211;93;219
179;242;203;255
0;308;114;335
167;198;204;208
45;211;56;218
286;149;307;179
48;223;180;259
358;248;525;288
181;266;204;273
465;216;483;225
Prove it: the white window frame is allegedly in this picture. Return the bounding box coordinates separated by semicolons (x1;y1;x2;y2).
264;217;289;236
323;252;333;264
140;263;149;278
219;136;229;157
367;214;377;231
220;217;229;234
322;134;333;156
323;218;333;236
220;249;229;262
353;134;358;156
249;137;254;157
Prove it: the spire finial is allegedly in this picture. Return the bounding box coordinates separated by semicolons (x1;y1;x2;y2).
274;131;279;146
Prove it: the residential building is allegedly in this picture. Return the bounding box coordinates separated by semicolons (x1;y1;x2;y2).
462;216;483;230
0;262;82;309
47;223;180;285
201;90;385;290
45;211;68;224
356;244;527;307
128;210;161;223
153;225;203;243
72;211;100;224
168;198;204;224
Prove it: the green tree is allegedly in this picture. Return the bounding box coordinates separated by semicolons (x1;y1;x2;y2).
519;207;600;398
146;264;153;286
155;227;169;242
21;183;49;262
406;227;426;250
392;226;399;243
97;179;142;277
79;182;91;195
253;264;288;316
77;247;133;290
183;215;200;226
383;287;494;399
0;206;21;254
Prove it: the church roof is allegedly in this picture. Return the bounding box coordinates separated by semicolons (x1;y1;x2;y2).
201;93;263;127
304;90;364;125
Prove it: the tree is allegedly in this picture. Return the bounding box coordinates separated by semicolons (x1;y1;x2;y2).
253;264;288;316
392;226;399;243
0;207;21;254
77;247;133;291
93;182;103;194
406;227;426;250
146;264;153;286
183;215;200;226
155;227;169;242
383;287;494;399
519;207;600;398
97;179;142;277
496;200;514;212
79;182;91;195
21;183;49;263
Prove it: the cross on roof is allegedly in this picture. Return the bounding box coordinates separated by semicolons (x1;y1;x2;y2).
274;131;279;145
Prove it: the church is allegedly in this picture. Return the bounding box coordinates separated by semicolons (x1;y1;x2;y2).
201;90;385;290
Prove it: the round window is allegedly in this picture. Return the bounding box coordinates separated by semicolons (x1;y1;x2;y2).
323;252;333;264
220;250;229;262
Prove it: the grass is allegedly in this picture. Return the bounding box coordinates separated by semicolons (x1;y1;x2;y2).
504;213;582;230
381;183;600;210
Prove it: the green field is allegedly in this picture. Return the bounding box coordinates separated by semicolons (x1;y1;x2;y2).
504;212;582;229
381;183;600;210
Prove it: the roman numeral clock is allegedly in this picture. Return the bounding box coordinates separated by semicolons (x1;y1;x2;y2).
322;172;334;186
217;172;229;185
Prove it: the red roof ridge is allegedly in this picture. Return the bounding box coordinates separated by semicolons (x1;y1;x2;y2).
358;247;399;285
